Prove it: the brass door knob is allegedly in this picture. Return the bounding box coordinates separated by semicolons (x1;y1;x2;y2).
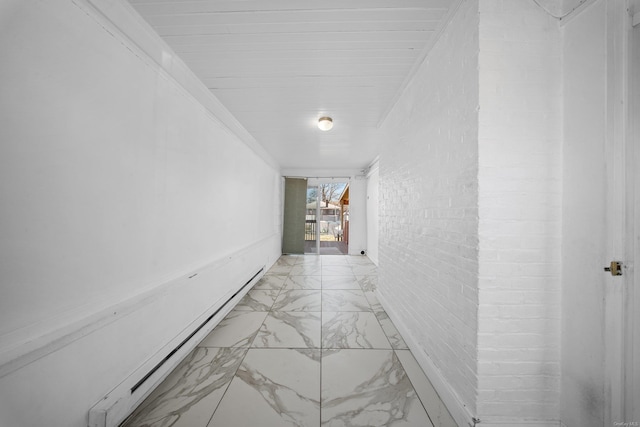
604;261;623;276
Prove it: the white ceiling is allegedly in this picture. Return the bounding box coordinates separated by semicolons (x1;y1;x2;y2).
128;0;460;172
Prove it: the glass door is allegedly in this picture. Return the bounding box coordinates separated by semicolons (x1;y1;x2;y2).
304;180;349;255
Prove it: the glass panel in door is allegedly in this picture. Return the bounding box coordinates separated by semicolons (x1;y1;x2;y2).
305;181;349;255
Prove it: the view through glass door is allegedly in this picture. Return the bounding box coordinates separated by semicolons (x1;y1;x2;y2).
304;180;349;255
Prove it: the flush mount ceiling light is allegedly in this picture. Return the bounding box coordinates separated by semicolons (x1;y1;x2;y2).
317;117;333;131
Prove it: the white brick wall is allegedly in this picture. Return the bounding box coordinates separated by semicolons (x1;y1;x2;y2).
378;0;562;424
365;160;380;265
477;0;561;422
378;0;480;416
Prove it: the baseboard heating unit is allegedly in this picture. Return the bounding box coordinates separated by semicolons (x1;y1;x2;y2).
89;267;264;427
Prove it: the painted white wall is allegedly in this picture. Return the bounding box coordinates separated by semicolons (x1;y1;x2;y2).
476;0;562;423
366;160;380;265
0;1;281;426
377;0;480;422
561;2;607;426
347;176;368;255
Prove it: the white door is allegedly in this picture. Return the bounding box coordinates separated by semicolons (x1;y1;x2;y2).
605;4;640;423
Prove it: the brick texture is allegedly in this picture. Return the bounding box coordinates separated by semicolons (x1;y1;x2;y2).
477;0;562;421
377;0;562;423
378;0;480;414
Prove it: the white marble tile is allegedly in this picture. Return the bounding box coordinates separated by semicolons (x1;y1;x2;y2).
123;347;247;427
321;349;432;427
272;289;322;312
374;311;408;350
355;275;377;292
321;265;354;276
266;264;294;275
199;311;268;348
234;289;280;311
347;256;375;265
208;348;321;427
322;290;372;312
363;291;384;312
395;350;456;427
290;264;322;276
283;275;322;290
253;275;287;290
320;255;350;265
322;312;391;349
296;255;322;265
254;311;322;348
350;264;378;276
275;256;298;266
322;275;361;290
126;255;448;427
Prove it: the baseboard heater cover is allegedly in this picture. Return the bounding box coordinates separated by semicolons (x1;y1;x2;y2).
130;267;263;395
89;267;264;427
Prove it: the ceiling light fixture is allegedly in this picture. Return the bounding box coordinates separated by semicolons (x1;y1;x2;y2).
318;117;333;131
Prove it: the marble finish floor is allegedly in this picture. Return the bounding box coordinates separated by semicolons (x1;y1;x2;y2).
121;255;458;427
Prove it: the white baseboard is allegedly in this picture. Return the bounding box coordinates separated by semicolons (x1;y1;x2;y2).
377;291;562;427
477;421;560;427
0;234;279;379
376;291;477;427
88;264;267;427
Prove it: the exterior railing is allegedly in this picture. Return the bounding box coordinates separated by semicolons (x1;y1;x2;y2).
305;220;316;241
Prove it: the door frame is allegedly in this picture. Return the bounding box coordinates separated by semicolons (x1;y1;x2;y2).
607;1;638;423
306;178;350;255
624;6;640;422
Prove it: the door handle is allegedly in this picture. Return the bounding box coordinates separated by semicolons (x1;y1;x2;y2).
604;261;623;276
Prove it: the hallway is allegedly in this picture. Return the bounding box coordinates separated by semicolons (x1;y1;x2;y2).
3;1;640;426
121;255;456;427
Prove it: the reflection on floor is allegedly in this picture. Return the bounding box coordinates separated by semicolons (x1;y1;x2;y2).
304;240;348;255
121;255;458;427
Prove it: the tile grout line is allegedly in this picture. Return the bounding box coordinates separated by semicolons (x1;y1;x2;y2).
206;262;289;427
394;348;437;427
204;344;252;427
208;256;417;426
